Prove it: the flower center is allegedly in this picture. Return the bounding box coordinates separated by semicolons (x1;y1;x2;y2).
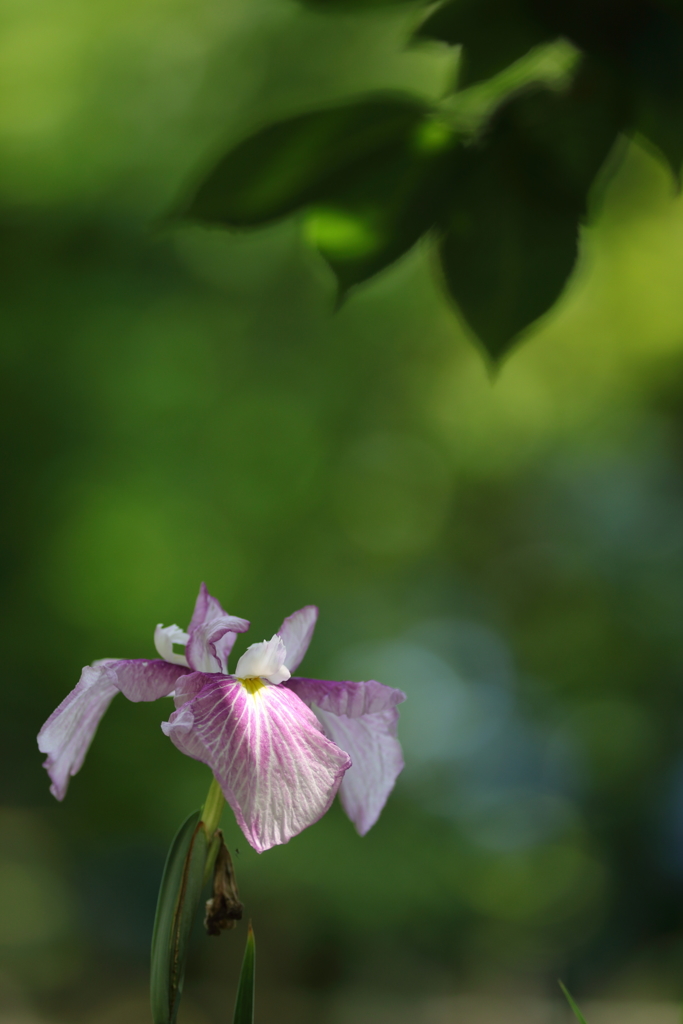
239;676;265;696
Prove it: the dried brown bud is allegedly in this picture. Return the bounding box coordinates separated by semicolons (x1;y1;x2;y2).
204;830;244;936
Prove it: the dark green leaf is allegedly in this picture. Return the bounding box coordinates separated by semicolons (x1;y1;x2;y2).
232;924;256;1024
524;0;646;57
559;981;589;1024
416;0;554;87
439;61;626;359
150;810;209;1024
440;140;579;360
304;117;460;294
184;98;429;227
500;57;630;212
302;0;425;9
630;6;683;177
526;0;683;176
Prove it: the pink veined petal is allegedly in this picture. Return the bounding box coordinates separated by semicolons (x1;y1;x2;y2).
172;670;217;708
38;664;119;801
161;677;351;853
102;658;191;701
278;606;318;673
285;677;406;717
38;658;190;801
284;677;406;834
315;707;404;836
186;584;250;673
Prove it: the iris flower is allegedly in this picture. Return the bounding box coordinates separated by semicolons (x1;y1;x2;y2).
38;585;406;852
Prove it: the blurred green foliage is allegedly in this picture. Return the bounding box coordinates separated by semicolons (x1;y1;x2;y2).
4;0;683;1022
186;0;683;357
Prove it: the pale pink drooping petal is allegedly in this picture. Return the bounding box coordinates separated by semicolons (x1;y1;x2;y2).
315;707;404;835
185;583;250;673
278;606;318;673
285;676;406;834
161;677;351;852
38;658;190;800
235;635;290;685
38;664;119;801
285;677;406;717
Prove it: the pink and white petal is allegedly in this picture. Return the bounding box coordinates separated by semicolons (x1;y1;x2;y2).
161;678;351;852
278;606;318;673
102;658;191;702
38;663;120;800
38;658;191;801
315;707;404;835
188;582;228;633
186;584;250;673
172;670;221;708
285;677;406;717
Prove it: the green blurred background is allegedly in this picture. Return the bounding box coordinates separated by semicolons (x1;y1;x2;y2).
4;0;683;1021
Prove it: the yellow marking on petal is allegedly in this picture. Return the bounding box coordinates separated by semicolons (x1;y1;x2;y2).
239;677;266;696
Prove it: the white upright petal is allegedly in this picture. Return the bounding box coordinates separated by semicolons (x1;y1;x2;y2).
154;624;190;666
235;635;290;685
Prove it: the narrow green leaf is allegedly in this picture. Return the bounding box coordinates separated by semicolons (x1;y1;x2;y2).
416;0;554;87
150;810;209;1024
559;981;589;1024
439;59;627;359
232;924;256;1024
183;97;428;227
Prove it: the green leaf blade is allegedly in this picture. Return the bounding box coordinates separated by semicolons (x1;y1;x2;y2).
304;120;460;294
630;8;683;179
150;810;209;1024
439;58;627;359
232;924;256;1024
440;155;579;361
559;981;589;1024
416;0;554;87
526;0;683;178
184;98;428;228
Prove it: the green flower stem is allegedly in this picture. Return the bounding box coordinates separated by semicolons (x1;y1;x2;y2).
203;828;223;887
201;775;225;836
